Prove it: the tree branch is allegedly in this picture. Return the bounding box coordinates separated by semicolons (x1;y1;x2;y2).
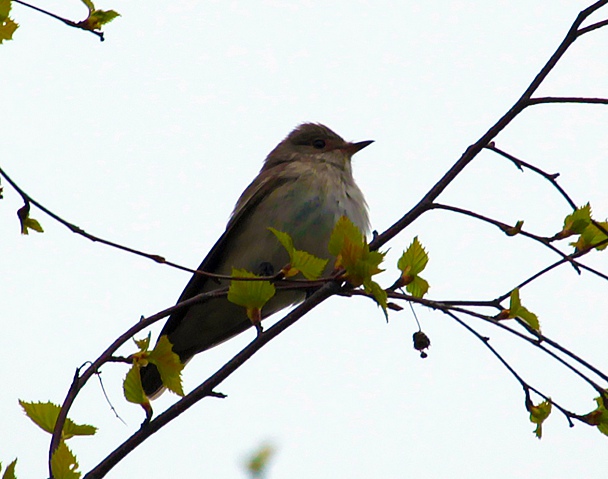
83;281;342;479
13;0;105;41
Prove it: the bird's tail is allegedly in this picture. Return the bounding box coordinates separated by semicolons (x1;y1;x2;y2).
140;363;165;399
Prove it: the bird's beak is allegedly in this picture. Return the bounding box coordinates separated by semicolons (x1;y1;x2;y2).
345;140;374;155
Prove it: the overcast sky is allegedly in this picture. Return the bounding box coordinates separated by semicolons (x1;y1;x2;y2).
2;1;608;478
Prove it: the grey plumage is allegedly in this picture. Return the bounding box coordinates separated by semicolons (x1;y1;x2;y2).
140;123;371;397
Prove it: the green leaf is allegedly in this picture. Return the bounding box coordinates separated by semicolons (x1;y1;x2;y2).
330;217;385;286
291;249;328;280
509;288;521;311
78;0;120;31
406;276;430;298
85;9;120;30
0;16;17;44
80;0;95;12
51;441;80;479
0;0;11;19
17;205;44;234
508;289;540;332
595;396;608;436
2;459;17;479
268;227;294;255
328;217;387;313
24;217;44;233
228;268;276;323
124;365;149;404
0;0;18;44
342;241;385;286
395;237;430;297
148;335;184;396
582;396;608;436
133;332;151;351
571;221;608;252
328;215;364;258
397;236;428;276
562;203;592;236
269;227;328;279
247;444;274;476
529;399;552;439
364;279;388;319
19;401;96;439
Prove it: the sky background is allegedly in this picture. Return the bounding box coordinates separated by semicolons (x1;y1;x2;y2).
2;0;608;478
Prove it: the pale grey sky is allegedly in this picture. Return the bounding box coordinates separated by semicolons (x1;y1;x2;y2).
2;1;608;478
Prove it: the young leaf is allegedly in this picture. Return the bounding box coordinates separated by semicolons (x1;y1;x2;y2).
17;205;44;235
133;332;152;351
19;401;96;439
78;0;119;31
342;240;385;286
1;459;17;479
291;250;328;280
268;227;294;255
364;279;389;319
508;289;540;332
328;215;364;259
582;396;608;436
398;236;428;276
0;0;18;44
247;444;275;476
328;217;388;314
571;221;608;252
0;17;17;44
148;335;185;396
529;399;552;439
269;227;328;279
407;276;430;298
562;203;592;236
23;217;44;233
396;237;430;297
124;365;148;404
228;268;276;324
51;441;80;479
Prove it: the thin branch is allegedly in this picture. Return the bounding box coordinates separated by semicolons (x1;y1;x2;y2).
12;0;105;41
446;309;602;426
369;1;606;253
83;281;342;479
429;202;580;272
0;166;334;285
499;238;608;301
34;1;608;475
49;289;226;467
577;17;608;35
384;290;608;388
49;277;340;467
528;96;608;105
485;145;577;209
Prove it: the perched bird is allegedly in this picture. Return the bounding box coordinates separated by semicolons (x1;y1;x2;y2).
140;123;372;397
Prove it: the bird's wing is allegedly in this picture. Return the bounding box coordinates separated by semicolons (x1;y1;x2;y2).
159;169;293;337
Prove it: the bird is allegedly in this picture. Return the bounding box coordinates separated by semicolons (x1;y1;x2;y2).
140;123;372;397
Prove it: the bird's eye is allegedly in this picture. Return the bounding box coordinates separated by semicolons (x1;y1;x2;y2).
312;139;326;149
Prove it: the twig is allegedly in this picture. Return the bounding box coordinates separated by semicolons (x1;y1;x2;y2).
485;145;577;209
577;18;608;35
0;166;334;284
369;0;608;252
446;309;599;427
528;96;608;105
12;0;105;41
49;289;225;469
429;202;580;272
83;281;342;479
